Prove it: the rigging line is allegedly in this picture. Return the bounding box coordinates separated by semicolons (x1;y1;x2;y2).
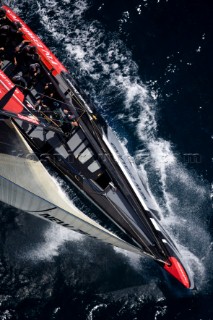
52;75;88;111
103;192;157;257
60;85;90;115
26;109;81;126
77;177;157;257
73;109;161;253
37;108;85;126
13;83;86;113
70;91;87;111
104;189;168;262
0;80;38;119
76;110;86;122
84;173;158;253
87;119;169;258
9;83;87;122
35;107;85;126
78;121;167;259
38;110;60;128
84;178;150;230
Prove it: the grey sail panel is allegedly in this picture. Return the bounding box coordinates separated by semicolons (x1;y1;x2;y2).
0;170;141;254
0;121;142;255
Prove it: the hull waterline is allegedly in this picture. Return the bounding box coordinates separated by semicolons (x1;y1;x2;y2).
0;4;194;289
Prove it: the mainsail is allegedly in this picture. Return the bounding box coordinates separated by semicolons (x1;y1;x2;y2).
0;120;142;255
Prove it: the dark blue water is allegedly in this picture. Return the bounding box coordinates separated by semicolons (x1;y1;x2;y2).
0;0;213;319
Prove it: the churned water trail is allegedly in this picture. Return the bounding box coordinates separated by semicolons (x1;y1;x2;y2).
0;2;212;319
21;0;212;289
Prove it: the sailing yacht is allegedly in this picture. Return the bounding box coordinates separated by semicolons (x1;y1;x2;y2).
0;5;194;288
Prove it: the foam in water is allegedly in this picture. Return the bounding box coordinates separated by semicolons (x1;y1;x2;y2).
13;0;212;288
27;223;83;261
113;247;142;271
26;174;84;261
87;304;108;320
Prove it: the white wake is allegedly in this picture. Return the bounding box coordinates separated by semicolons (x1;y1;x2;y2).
12;0;212;289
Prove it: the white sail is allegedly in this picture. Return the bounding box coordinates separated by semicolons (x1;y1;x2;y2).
0;120;142;255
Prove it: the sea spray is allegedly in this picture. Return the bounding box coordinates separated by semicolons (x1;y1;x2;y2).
12;0;211;289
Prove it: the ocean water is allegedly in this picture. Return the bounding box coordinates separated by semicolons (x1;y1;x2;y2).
0;0;212;319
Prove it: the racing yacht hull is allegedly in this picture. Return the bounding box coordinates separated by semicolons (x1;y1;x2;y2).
0;5;194;289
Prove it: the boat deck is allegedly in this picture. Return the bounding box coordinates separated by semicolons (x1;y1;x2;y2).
0;22;110;185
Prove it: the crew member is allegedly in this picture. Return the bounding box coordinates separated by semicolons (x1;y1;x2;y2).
24;62;41;87
11;72;28;90
0;22;22;46
29;62;41;78
44;82;55;97
14;39;31;66
21;45;37;63
0;24;11;46
10;21;23;45
0;8;7;26
0;46;5;69
35;95;51;116
63;108;79;127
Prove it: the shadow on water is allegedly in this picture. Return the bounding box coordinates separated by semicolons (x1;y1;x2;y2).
0;202;212;320
0;0;212;319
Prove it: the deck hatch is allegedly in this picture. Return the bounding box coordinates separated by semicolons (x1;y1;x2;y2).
67;130;85;151
74;141;89;158
78;147;93;164
88;161;101;173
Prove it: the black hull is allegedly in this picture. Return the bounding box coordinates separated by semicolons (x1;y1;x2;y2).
0;5;194;288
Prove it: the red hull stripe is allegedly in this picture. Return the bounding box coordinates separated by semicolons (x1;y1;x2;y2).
0;71;39;124
3;6;67;76
164;257;190;288
0;70;24;113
